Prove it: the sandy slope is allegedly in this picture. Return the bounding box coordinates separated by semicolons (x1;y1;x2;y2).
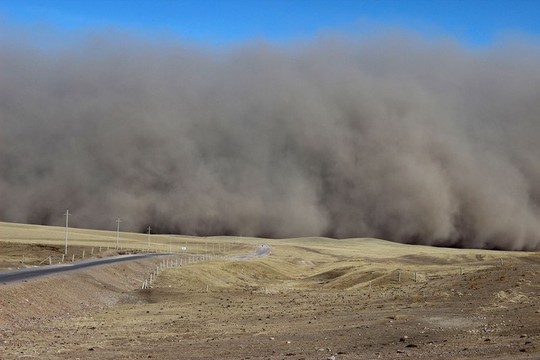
0;222;539;359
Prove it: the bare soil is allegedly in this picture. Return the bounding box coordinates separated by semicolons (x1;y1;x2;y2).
0;230;539;359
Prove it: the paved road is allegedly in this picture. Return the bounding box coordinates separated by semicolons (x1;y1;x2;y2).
0;253;163;284
230;244;271;260
1;244;272;284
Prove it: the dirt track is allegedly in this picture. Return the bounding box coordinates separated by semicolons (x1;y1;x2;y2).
1;236;539;359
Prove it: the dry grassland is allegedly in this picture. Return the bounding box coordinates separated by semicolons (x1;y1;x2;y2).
0;222;539;359
0;222;234;268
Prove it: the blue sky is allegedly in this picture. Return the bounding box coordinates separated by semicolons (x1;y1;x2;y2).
1;0;539;46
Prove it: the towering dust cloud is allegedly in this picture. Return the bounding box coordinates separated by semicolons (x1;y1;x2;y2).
1;29;540;250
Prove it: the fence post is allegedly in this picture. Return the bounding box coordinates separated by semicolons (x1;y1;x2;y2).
82;250;85;259
72;254;75;262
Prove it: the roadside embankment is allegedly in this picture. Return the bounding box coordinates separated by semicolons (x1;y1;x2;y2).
0;256;163;329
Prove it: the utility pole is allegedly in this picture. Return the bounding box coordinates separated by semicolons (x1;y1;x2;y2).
64;209;70;255
147;226;151;249
116;218;121;250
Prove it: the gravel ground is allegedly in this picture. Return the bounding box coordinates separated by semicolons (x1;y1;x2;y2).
0;243;539;359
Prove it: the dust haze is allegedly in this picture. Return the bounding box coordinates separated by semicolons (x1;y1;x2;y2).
1;27;539;250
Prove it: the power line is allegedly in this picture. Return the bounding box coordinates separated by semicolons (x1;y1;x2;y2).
116;218;122;249
64;209;70;255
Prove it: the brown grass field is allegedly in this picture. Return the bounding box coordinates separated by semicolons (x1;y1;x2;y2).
0;221;539;359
